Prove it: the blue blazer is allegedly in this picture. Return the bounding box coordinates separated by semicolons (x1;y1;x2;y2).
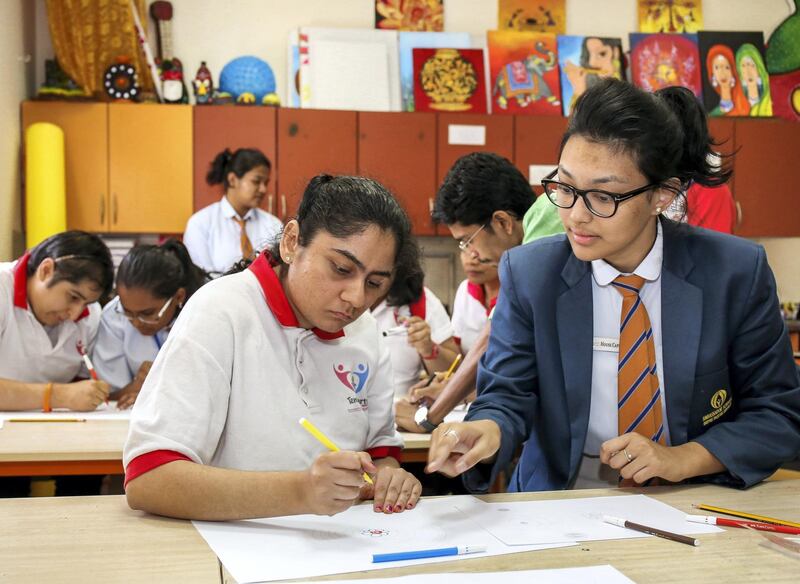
464;220;800;492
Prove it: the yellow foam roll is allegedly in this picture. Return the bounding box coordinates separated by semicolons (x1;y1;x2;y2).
25;122;67;248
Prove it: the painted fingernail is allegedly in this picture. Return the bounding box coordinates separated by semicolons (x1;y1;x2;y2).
396;504;404;512
374;505;382;512
385;504;393;513
407;503;414;509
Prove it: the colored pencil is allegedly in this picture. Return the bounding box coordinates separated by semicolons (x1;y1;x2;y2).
442;353;462;380
686;514;800;535
8;418;87;423
693;504;800;529
603;515;700;547
299;417;374;485
373;544;486;563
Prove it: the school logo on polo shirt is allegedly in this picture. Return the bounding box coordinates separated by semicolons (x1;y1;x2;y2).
334;363;369;412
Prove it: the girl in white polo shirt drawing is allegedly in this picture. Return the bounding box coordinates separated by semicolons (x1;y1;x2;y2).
125;175;422;520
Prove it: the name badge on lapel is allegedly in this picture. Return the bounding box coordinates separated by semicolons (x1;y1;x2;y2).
593;337;619;353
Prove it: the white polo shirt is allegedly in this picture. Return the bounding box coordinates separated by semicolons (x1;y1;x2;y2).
183;196;282;276
371;287;454;397
123;252;403;483
450;279;496;354
92;296;171;392
0;256;100;383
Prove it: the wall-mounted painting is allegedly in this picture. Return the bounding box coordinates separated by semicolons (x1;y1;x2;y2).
488;30;561;115
376;0;443;32
638;0;702;33
765;3;799;121
629;33;702;99
498;0;565;34
699;31;771;117
557;35;624;116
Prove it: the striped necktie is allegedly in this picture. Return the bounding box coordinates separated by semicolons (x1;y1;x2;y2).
613;275;665;485
233;216;255;260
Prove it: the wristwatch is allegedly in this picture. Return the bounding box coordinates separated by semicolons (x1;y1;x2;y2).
414;406;440;433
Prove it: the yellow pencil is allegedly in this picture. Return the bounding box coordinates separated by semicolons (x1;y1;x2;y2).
693;504;800;529
7;418;87;423
298;417;374;485
443;353;462;380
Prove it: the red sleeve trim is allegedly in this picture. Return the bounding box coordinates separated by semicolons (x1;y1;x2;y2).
124;449;192;488
367;446;403;463
408;292;426;320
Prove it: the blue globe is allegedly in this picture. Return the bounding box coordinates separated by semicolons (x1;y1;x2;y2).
218;56;276;102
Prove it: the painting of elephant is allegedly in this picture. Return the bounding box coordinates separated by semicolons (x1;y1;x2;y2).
493;41;561;110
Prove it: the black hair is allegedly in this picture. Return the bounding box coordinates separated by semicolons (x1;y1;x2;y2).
27;230;114;299
384;236;424;307
563;78;732;191
116;239;209;302
206;148;272;189
432;152;534;226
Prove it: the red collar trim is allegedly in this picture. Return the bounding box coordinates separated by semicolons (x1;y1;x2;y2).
248;252;345;340
13;253;90;321
408;291;426;320
467;281;497;316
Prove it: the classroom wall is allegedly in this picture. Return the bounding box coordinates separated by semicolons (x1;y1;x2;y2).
28;0;800;300
0;0;35;261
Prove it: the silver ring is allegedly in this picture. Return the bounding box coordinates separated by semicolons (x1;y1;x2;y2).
623;448;633;463
443;428;460;443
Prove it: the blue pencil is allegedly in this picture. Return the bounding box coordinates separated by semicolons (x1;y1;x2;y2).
372;544;487;563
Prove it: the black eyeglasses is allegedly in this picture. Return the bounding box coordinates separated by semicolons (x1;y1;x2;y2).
541;169;665;218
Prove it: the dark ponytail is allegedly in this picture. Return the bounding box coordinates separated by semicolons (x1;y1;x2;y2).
564;78;733;190
384;236;424;307
27;231;114;299
206;148;272;189
116;239;209;302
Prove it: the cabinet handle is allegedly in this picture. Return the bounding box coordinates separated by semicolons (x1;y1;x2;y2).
281;194;287;221
112;193;118;225
735;201;742;228
100;195;105;225
267;194;274;215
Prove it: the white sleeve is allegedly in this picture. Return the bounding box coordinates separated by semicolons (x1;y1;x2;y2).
450;280;469;341
365;335;403;451
182;213;214;274
92;302;135;392
423;287;455;345
123;292;233;467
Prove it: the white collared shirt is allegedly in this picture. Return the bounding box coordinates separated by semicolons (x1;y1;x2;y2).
183;196;282;276
371;287;455;397
124;253;402;475
451;279;496;354
92;296;171;392
0;259;100;384
585;221;670;455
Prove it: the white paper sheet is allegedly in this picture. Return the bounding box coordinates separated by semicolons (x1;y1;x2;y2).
461;494;722;546
193;495;575;583
448;124;486;146
329;565;636;584
0;401;130;422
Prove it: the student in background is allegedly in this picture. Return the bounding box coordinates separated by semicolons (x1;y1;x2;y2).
183;148;282;276
685;183;736;234
93;239;209;409
370;240;458;398
427;79;800;492
0;231;113;497
124;175;422;520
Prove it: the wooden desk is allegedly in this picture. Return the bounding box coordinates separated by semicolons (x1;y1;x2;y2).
399;431;431;463
1;481;798;582
0;420;127;477
0;495;221;583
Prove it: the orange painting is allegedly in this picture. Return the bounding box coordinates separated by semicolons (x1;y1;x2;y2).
638;0;703;33
375;0;444;32
498;0;565;34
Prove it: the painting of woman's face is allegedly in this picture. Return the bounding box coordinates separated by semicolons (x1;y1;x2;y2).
712;54;733;86
739;56;760;85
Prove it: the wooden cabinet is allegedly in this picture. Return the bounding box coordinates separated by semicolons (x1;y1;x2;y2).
22;102;109;232
108;104;193;233
436;114;514;185
358;112;438;235
514;116;568;193
276;109;357;222
732;118;800;237
193;107;277;213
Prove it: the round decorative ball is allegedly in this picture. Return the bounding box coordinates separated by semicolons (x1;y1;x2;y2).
219;56;276;102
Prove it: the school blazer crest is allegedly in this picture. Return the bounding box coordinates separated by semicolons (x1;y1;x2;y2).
465;219;800;493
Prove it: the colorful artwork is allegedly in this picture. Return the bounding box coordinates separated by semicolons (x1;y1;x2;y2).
488;30;561;115
699;31;771;117
629;33;702;99
399;32;471;111
498;0;565;34
412;48;487;113
375;0;443;32
557;36;624;116
765;0;800;121
638;0;702;33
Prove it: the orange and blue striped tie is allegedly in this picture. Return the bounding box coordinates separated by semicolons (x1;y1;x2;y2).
613;275;665;484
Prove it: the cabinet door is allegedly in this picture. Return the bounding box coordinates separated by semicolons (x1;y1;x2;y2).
277;109;357;222
514;116;568;194
436;114;514;185
734;119;800;237
21;102;109;231
706;117;737;201
193;107;277;214
108;104;193;234
358;112;437;235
